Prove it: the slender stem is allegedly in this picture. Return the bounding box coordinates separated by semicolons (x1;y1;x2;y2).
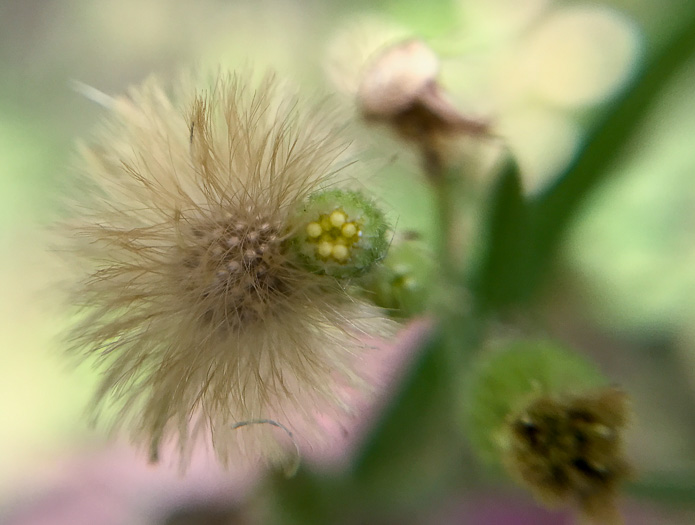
424;147;478;354
424;148;487;486
433;171;457;279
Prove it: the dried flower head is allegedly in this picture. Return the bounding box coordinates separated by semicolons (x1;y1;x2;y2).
506;388;631;525
464;341;631;524
62;72;394;469
357;39;490;145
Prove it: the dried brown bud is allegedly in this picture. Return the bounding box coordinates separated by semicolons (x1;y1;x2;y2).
504;388;632;525
358;39;440;118
357;39;490;145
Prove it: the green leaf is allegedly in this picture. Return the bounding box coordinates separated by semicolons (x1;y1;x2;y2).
350;328;462;510
520;14;695;300
267;466;359;525
468;154;528;312
470;13;695;309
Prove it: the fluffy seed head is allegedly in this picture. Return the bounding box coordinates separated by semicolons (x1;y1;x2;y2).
62;72;394;468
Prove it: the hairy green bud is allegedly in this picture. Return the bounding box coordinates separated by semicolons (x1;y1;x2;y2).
360;237;434;317
289;189;389;279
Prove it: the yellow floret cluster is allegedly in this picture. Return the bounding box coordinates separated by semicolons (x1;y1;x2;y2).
305;209;361;263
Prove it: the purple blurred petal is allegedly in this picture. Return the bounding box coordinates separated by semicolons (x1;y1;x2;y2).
299;317;434;470
2;442;259;525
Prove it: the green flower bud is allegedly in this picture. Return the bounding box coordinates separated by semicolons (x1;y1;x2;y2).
360;237;434;317
289;189;389;279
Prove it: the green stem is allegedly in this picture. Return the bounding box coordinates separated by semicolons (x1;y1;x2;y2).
427;153;483;361
426;151;488;485
433;168;459;282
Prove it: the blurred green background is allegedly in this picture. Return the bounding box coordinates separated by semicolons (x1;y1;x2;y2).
2;0;695;521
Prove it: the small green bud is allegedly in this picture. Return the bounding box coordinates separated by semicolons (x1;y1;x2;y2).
289;189;389;279
360;237;434;317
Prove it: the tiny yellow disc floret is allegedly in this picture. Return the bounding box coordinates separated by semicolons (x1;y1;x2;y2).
317;241;334;258
329;210;347;228
291;189;389;278
300;207;365;265
341;223;357;238
306;222;323;238
331;244;349;261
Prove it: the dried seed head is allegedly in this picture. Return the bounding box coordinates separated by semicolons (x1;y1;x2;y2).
62;72;394;469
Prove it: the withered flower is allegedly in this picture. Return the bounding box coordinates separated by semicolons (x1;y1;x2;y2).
357;39;490;159
464;341;632;524
506;388;631;525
